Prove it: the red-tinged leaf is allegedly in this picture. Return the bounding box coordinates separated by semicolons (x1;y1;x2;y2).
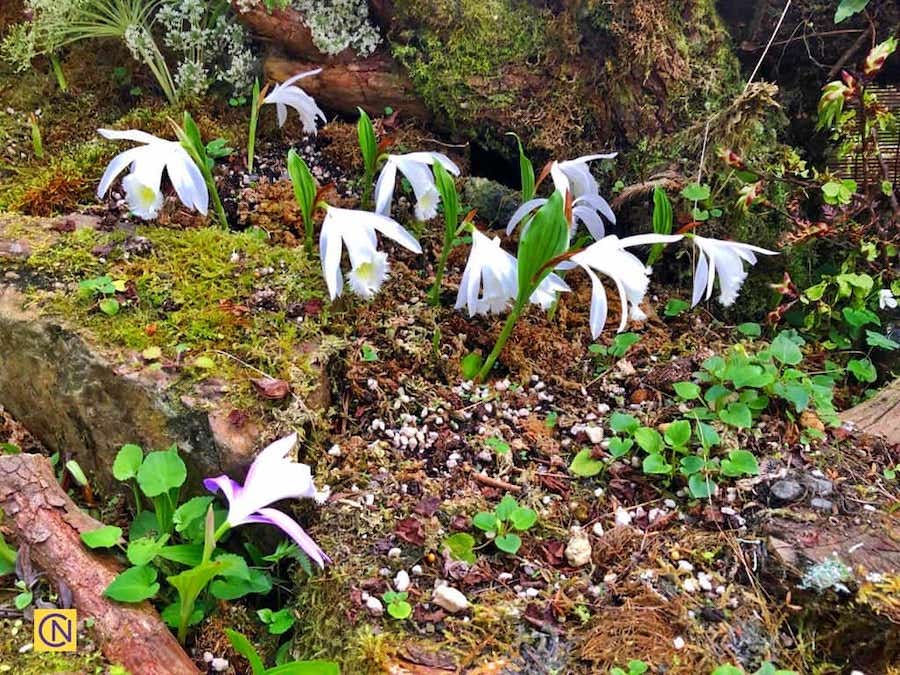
414;495;441;517
395;517;425;546
251;377;291;400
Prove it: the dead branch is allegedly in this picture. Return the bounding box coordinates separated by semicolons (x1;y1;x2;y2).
0;453;199;675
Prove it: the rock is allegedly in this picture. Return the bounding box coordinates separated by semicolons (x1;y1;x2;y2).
394;570;411;592
365;596;384;616
810;497;834;512
564;527;592;567
801;475;834;497
615;507;632;527
459;177;519;230
771;479;803;502
432;585;469;613
584;426;604;444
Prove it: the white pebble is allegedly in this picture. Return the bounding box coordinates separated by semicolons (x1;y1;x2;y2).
211;658;229;672
615;507;632;527
327;444;341;457
388;547;401;559
365;596;384;616
673;637;685;650
394;570;411;592
432;585;469;613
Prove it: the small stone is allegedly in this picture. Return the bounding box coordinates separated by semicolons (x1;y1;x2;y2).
677;560;694;573
771;479;803;502
673;637;685;650
432;585;469;613
683;577;699;593
584;426;604;444
394;570;411;592
802;475;834;497
411;564;423;576
615;507;632;527
388;547;402;559
327;444;342;457
365;596;384;616
592;522;604;537
810;497;834;512
203;652;214;663
211;658;229;672
603;572;617;584
565;527;592;567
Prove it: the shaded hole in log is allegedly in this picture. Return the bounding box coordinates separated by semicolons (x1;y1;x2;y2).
469;141;519;189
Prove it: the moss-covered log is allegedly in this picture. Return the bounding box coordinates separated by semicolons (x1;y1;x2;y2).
237;0;744;158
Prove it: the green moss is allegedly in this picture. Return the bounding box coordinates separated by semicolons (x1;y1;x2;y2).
391;0;548;129
21;222;333;410
0;619;110;673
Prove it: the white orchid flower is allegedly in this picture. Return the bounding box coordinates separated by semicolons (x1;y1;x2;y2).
374;152;460;221
507;153;617;240
263;69;326;134
689;235;779;307
319;206;422;300
122;173;164;220
97;128;208;217
455;229;570;317
565;233;684;337
879;288;897;310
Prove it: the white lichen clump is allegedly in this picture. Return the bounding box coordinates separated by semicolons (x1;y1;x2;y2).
293;0;382;57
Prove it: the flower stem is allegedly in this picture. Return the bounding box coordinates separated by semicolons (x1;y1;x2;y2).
476;302;524;382
208;176;229;229
247;80;261;174
429;242;451;305
48;53;68;93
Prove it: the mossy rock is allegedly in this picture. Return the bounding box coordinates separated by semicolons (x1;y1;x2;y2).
0;215;339;492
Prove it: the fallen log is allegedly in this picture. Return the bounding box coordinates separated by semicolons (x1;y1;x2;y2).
840;377;900;444
0;453;199;675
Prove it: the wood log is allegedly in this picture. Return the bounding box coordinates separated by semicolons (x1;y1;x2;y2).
264;53;428;120
0;453;199;675
841;377;900;444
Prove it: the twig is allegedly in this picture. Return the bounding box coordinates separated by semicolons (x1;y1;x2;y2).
826;25;873;80
745;0;793;91
468;468;522;493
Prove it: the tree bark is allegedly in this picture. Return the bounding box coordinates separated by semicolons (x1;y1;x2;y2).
0;453;199;675
841;377;900;444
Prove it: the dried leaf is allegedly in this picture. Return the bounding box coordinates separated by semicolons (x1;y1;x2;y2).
251;377;290;400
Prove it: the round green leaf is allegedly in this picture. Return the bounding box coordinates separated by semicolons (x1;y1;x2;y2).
664;420;691;448
472;512;498;532
494;495;518;521
679;455;705;476
688;473;715;499
80;525;123;549
673;381;700;400
642;453;672;475
113;444;143;482
137;448;186;497
494;533;522;554
770;333;803;365
609;412;639;435
718;402;752;429
721;450;759;477
634;427;663;454
126;535;169;566
104;565;159;603
509;507;537;531
569;448;603;477
99;298;120;316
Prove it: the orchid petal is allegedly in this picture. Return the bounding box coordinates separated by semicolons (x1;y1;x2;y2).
691;250;709;307
374;159;398;216
506;197;548;236
245;508;330;568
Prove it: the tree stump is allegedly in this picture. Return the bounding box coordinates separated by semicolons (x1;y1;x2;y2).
840;377;900;444
0;453;199;675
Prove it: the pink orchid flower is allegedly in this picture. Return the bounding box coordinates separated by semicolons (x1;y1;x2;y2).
204;433;330;568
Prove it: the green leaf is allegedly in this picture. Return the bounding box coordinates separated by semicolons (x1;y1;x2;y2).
65;460;88;486
357;107;377;175
225;629;266;675
842;306;880;329
737;322;762;337
104;565;159;603
642;453;672;475
608;437;633;458
673;381;701;400
681;182;711;201
443;533;476;564
679;455;705;475
137;447;186;498
433;161;459;231
835;0;869;23
688;473;715;499
610;332;640;358
173;497;214;533
161;600;205;629
258;607;295;635
508;132;535;202
158;544;203;567
494;495;518;521
129;510;160;541
770;333;803;365
113;444;143;481
472;512;498;532
847;357;877;383
663;298;690;317
634;427;663;454
651;186;673;234
99;298;120;316
126;535;169;566
211;568;273;600
494;533;522;554
386;599;413;619
664;420;691;447
719;402;752;428
485;437;510;455
569;448;603;477
509;507;538;531
516;191;569;303
721;450;759;477
80;525;123;549
696;421;720;448
287;149;317;226
866;330;899;351
461;352;483;380
609;412;639;435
